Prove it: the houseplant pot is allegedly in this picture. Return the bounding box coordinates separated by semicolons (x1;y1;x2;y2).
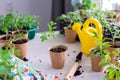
12;30;28;39
49;45;68;69
91;54;103;72
106;42;120;63
64;27;77;43
12;38;28;60
0;34;14;44
27;25;39;40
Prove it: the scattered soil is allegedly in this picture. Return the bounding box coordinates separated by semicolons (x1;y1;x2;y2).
73;51;76;53
111;45;120;48
39;59;42;63
50;47;66;53
12;39;28;44
67;54;70;56
23;57;28;61
74;65;84;77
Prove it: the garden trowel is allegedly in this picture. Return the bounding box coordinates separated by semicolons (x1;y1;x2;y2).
64;52;82;80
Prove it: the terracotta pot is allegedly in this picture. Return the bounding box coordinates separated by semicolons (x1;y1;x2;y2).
12;38;28;59
0;34;14;44
49;45;68;69
64;27;77;43
106;42;120;63
12;30;28;39
91;54;103;72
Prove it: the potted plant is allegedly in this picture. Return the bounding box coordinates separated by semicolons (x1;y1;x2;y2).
21;14;40;40
0;13;14;44
40;21;68;69
12;32;29;61
64;11;82;43
102;48;120;80
88;32;111;72
8;12;40;40
103;19;120;63
57;14;70;34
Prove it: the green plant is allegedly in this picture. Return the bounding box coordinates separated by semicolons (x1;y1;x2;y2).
21;15;40;30
0;13;14;34
88;32;111;66
72;0;97;10
8;11;40;31
0;43;20;80
57;10;82;29
88;33;120;80
104;19;120;46
40;21;57;42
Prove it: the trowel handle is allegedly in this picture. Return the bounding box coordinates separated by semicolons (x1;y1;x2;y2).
64;62;79;80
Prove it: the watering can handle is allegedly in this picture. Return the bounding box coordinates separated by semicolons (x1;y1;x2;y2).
83;18;102;37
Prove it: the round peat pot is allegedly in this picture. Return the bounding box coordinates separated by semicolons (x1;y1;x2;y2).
27;26;39;40
12;38;28;60
49;45;68;69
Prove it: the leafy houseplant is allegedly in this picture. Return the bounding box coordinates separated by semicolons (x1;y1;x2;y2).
40;21;57;42
88;32;111;72
11;12;40;40
0;43;20;80
12;32;29;61
58;11;82;43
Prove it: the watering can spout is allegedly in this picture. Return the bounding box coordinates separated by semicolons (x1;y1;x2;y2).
72;23;82;37
72;18;102;55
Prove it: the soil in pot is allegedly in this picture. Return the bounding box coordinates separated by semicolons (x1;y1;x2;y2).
0;35;13;44
12;39;28;44
50;47;66;52
12;38;28;61
13;30;28;39
49;45;68;69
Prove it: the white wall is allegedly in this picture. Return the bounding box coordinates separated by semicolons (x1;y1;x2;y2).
0;0;52;32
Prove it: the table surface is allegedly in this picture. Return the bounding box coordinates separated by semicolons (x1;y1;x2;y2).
27;32;105;80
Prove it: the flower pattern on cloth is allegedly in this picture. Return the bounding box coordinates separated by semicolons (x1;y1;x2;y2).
10;56;59;80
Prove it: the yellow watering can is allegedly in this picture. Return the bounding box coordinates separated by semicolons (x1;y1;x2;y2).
72;18;102;55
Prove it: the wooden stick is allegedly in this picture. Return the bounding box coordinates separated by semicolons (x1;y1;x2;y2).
64;62;79;80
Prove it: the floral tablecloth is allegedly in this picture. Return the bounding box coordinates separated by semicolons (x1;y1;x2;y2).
10;56;59;80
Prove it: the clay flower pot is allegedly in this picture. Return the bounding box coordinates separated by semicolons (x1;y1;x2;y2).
0;34;14;44
106;42;120;63
12;30;28;39
49;45;68;69
91;54;103;72
12;38;28;59
64;27;77;43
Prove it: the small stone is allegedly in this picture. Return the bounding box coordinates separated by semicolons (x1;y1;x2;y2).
60;73;62;75
67;54;70;56
39;59;42;63
73;51;76;53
